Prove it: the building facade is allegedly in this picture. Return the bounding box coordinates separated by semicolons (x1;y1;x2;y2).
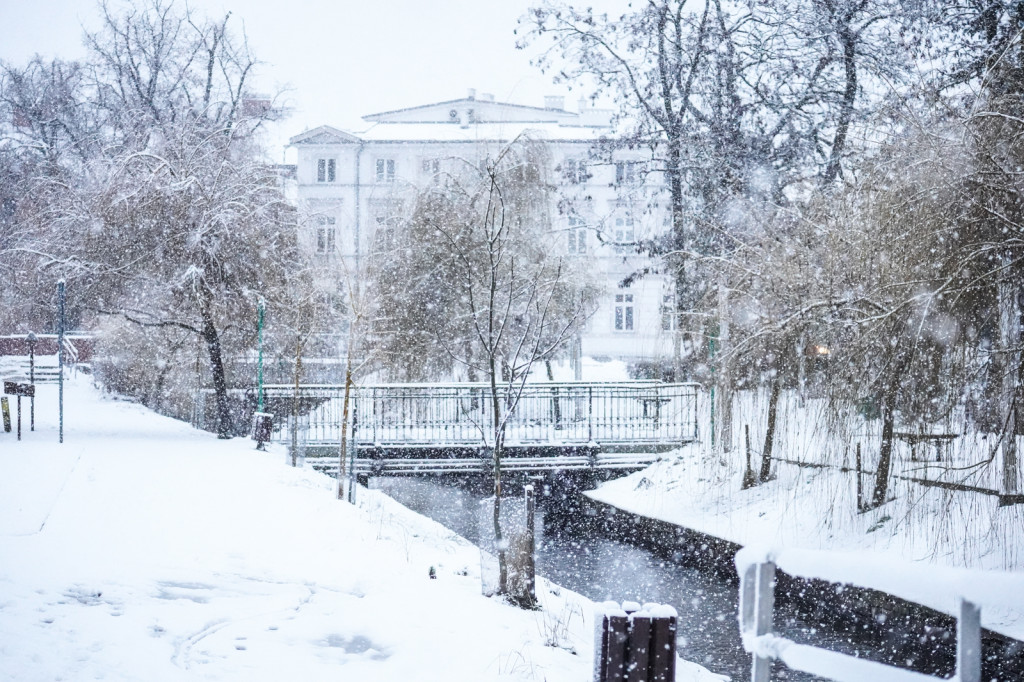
289;90;678;374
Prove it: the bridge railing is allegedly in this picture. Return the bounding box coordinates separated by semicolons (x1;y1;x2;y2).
263;381;700;448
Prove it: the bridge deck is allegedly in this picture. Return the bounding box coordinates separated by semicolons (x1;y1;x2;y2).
265;381;699;476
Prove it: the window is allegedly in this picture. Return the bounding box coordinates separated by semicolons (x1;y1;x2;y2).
376;158;396;183
615;160;639;185
375;215;395;245
567;216;586;255
614;293;635;331
316;216;336;254
614;215;635;253
563;158;588;184
421;158;441;184
316;158;336;183
661;294;677;331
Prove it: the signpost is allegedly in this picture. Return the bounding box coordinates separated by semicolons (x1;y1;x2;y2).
4;381;35;441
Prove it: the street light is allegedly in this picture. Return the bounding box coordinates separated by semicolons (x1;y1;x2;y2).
26;332;36;431
257;297;265;413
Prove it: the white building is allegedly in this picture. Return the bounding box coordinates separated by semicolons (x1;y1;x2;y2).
288;90;678;375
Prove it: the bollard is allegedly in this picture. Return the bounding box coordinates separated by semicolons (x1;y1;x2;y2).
252;412;274;450
595;601;677;682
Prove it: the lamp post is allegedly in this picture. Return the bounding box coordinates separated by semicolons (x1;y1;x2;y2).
26;332;36;431
257;297;265;413
57;280;65;444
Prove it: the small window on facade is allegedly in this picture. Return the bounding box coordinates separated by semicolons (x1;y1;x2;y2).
567;215;586;255
422;158;441;183
661;294;677;331
375;214;396;244
376;158;396;183
317;158;336;183
614;216;635;253
614;293;635;331
564;158;588;184
316;216;336;253
615;161;639;185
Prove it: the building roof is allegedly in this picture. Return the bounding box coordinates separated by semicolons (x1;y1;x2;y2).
289;94;614;147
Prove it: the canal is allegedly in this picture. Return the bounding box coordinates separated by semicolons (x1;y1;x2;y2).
370;475;835;681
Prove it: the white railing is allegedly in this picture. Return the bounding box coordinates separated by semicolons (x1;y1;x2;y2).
736;546;1024;682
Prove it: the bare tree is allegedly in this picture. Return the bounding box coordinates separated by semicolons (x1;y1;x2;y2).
370;138;598;603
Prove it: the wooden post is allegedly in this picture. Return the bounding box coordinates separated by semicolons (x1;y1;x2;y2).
1;397;9;433
649;606;677;682
957;598;981;682
626;610;652;682
605;611;629;682
751;561;775;682
856;443;863;512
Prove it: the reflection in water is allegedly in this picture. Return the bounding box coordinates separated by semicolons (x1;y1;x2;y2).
371;476;822;681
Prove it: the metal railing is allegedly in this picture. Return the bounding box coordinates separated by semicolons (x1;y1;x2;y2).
263;381;699;450
735;546;1022;682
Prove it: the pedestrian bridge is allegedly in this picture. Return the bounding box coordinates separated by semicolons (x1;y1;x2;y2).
263;381;700;477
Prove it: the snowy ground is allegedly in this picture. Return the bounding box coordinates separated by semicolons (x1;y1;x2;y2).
0;375;722;682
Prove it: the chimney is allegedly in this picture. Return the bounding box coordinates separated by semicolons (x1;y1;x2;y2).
481;92;495;102
544;95;565;110
467;88;477;100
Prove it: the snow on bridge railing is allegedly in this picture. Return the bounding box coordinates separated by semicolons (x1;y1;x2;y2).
262;381;701;448
735;545;1024;682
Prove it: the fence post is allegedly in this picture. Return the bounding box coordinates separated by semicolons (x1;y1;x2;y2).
624;603;651;682
752;561;775;682
957;598;981;682
588;386;594;442
648;604;677;682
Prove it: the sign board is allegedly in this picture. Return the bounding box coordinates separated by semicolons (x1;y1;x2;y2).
3;381;35;397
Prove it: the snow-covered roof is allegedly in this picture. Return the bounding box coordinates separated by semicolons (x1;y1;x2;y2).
289;95;614;147
353;121;610;144
288;125;362;146
362;95;581;125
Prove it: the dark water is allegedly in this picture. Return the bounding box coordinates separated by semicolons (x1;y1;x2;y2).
370;476;821;681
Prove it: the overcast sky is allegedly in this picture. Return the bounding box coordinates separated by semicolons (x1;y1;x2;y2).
0;0;606;161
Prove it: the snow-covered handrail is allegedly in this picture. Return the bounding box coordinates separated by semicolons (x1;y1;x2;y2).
734;545;1023;682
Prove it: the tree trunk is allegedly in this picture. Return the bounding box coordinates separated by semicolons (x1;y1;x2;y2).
717;278;733;453
760;378;781;482
998;276;1020;493
822;22;857;184
338;364;353;500
200;304;233;439
291;335;303;467
488;354;507;595
871;378;900;508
